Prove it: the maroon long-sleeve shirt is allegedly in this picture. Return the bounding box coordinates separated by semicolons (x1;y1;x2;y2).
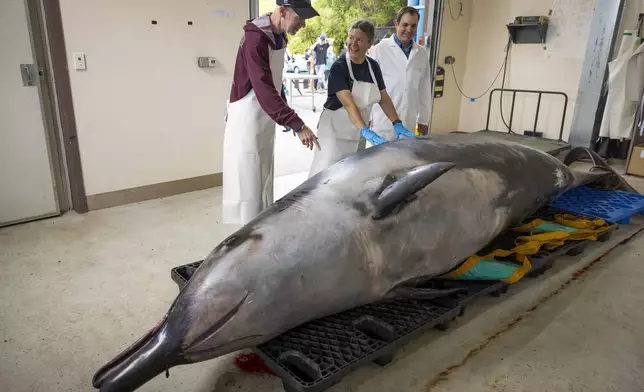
229;15;304;132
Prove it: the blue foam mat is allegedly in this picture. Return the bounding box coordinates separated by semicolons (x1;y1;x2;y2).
549;186;644;224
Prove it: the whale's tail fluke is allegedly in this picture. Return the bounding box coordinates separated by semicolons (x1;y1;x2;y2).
564;146;639;194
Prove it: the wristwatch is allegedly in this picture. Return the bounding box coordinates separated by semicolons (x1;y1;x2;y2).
392;119;402;126
282;124;305;133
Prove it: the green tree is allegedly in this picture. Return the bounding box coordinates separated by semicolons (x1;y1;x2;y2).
258;0;407;54
291;0;406;54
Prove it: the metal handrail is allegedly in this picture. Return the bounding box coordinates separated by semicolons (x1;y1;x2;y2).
485;88;569;142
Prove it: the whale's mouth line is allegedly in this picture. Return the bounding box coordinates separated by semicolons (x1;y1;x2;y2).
92;315;167;388
184;334;266;361
184;291;251;354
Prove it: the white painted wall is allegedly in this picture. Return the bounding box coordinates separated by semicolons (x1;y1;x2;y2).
430;0;473;134
59;0;249;195
456;0;595;140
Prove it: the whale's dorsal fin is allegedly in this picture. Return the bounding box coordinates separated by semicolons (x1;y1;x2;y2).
372;162;455;220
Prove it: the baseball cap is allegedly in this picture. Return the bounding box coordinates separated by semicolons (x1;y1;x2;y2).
276;0;320;19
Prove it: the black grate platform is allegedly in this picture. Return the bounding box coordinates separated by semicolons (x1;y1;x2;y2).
256;299;460;392
169;207;616;392
171;264;502;392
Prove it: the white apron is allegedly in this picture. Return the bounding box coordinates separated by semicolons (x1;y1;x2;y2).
599;32;644;140
222;45;286;225
308;55;381;177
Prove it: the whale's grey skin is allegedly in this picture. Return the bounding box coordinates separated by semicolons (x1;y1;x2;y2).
92;133;631;392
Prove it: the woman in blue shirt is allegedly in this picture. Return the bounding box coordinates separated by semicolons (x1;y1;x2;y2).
308;20;414;178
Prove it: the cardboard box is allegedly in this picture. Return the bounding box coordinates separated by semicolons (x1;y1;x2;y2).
626;144;644;177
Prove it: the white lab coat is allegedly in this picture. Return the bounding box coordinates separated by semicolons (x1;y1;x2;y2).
369;36;432;140
599;32;644;140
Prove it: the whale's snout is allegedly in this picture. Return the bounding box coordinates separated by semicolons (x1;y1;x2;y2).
92;316;185;392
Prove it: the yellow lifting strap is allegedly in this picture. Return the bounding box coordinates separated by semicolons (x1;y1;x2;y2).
513;214;608;233
441;249;532;284
553;214;606;229
441;214;610;284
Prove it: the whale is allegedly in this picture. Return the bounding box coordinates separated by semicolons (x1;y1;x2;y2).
92;133;636;391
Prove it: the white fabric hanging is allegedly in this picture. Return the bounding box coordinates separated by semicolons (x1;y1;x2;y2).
638;91;644;137
599;32;644;140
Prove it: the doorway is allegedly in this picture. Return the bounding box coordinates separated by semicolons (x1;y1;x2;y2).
0;0;86;227
251;0;444;198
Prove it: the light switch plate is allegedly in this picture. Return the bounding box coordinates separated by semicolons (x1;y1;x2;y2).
197;57;216;67
72;52;86;70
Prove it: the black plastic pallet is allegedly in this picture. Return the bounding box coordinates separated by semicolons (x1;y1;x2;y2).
169;208;616;392
171;260;201;287
171;264;505;392
424;279;509;317
257;298;462;392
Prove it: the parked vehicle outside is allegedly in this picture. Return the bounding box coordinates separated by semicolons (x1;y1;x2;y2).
285;54;309;74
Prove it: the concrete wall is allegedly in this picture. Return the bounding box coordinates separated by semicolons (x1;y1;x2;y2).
59;0;248;197
455;0;597;141
429;0;473;134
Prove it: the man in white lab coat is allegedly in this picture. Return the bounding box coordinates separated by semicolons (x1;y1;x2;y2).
370;6;432;139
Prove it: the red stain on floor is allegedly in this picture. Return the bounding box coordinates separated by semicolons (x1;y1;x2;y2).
234;352;277;376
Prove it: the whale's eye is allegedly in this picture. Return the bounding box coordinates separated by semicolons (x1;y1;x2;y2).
216;231;264;253
215;234;243;252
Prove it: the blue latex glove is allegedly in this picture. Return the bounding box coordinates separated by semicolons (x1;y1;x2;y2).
394;122;416;139
360;126;387;146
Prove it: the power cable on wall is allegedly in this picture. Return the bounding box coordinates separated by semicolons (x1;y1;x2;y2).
448;0;463;21
448;35;516;134
498;36;514;133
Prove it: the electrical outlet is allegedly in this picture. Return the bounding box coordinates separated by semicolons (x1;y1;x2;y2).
445;56;456;65
197;57;217;68
72;52;86;70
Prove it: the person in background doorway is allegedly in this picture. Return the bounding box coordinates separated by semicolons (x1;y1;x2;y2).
304;47;312;89
312;33;330;90
222;0;321;225
308;20;414;178
370;6;432;138
307;49;317;91
325;49;336;83
304;47;312;64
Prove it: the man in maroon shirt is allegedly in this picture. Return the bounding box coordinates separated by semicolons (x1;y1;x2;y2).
222;0;321;225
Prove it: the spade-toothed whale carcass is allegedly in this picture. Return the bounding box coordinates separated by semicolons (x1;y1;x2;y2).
92;133;636;392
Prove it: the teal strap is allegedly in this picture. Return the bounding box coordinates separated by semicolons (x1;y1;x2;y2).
530;223;579;233
449;259;519;281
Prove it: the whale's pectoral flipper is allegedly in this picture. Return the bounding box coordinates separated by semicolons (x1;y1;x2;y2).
387;286;467;300
372;162;456;219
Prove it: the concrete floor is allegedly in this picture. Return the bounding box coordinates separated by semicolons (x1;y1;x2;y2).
273;89;323;178
2;131;644;391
